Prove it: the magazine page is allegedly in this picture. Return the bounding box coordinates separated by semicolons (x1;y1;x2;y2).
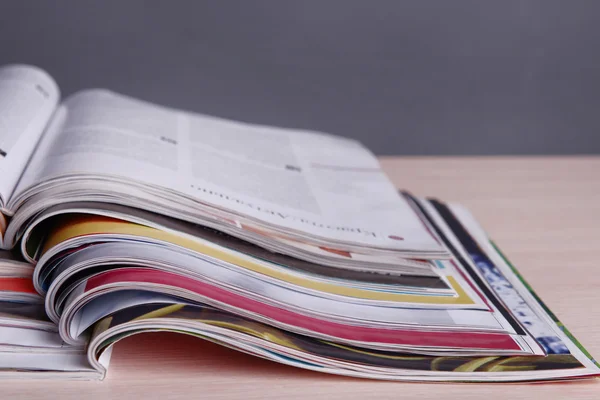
83;302;591;382
447;202;600;371
24;202;447;288
0;260;101;379
0;65;60;208
13;89;443;254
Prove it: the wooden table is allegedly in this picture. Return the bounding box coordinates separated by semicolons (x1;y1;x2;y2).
6;156;600;399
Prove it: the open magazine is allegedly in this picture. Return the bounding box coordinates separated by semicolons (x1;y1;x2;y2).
0;64;448;271
0;64;598;382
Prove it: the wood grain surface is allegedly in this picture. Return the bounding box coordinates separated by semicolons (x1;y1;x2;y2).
5;156;600;399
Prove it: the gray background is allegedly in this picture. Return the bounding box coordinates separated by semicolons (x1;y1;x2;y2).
1;0;599;155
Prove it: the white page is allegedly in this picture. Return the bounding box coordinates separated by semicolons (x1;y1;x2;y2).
0;350;93;372
0;65;59;207
0;325;66;348
15;89;442;252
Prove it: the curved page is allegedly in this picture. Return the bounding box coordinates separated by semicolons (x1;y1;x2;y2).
0;65;59;208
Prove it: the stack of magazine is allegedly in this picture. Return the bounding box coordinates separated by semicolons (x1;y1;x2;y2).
0;64;597;382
